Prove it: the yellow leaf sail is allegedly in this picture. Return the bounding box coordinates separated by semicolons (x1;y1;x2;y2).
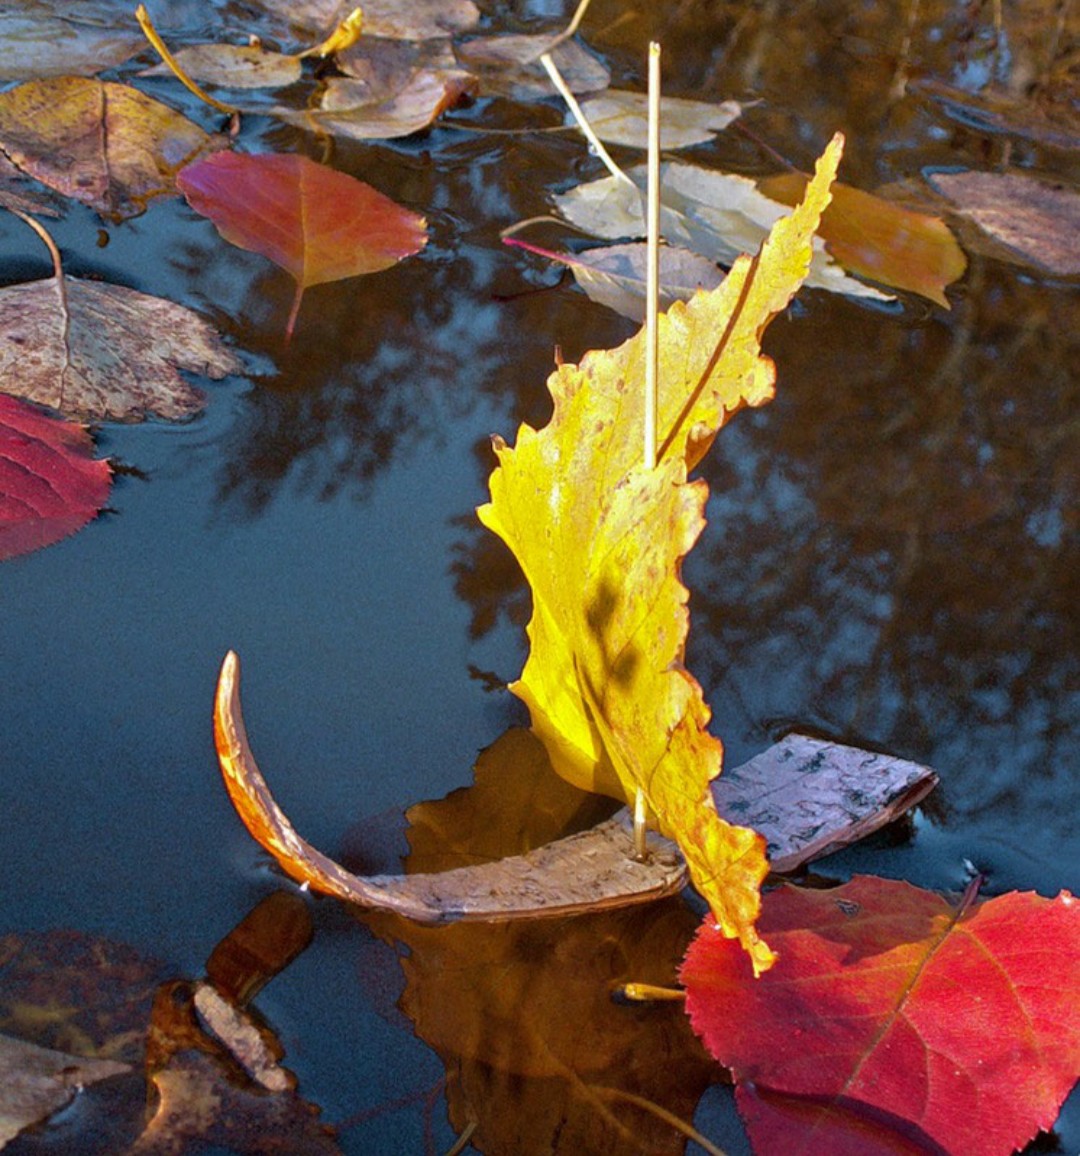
478;135;844;973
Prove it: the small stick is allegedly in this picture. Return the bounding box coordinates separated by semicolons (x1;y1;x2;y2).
615;982;685;1002
634;42;662;864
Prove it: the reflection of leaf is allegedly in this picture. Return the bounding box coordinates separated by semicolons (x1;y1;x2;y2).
0;395;112;562
928;169;1080;276
554;162;893;302
0;1033;130;1145
0;77;222;220
275;38;477;140
681;877;1080;1156
456;34;608;100
479;136;845;973
577;90;745;150
0;275;241;422
506;236;724;322
759;171;967;306
177;151;428;338
369;902;718;1156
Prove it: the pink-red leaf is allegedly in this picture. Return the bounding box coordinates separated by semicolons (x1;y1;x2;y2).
681;877;1080;1155
0;394;111;561
177;152;427;337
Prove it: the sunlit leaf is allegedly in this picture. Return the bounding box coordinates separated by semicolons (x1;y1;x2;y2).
0;77;223;219
759;171;967;306
577;90;745;150
506;236;724;322
681;877;1080;1155
928;168;1080;276
275;38;477;140
478;135;846;971
177;151;428;338
0;395;111;562
0;275;241;422
554;162;893;302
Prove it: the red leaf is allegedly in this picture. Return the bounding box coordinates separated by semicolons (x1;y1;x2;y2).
176;152;427;338
680;877;1080;1155
0;394;111;561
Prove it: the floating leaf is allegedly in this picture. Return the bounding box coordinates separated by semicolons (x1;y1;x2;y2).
0;6;141;81
478;135;846;971
0;77;223;219
0;1034;129;1145
577;90;745;149
281;0;479;40
140;44;303;90
759;172;967;306
506;237;724;322
275;38;477;140
177;151;428;338
928;169;1080;276
0;395;111;562
0;276;240;422
681;878;1080;1156
554;162;893;302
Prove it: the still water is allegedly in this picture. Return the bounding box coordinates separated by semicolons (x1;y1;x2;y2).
1;0;1077;1152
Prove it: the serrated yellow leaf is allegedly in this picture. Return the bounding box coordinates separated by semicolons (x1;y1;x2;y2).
479;135;844;972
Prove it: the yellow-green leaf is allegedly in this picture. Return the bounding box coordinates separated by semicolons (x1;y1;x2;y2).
478;134;845;972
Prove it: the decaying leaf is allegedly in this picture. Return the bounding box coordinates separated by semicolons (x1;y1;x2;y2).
177;151;428;338
681;878;1080;1155
0;274;241;422
456;33;608;101
0;77;223;219
0;394;112;562
759;171;967;306
505;237;724;322
0;1033;130;1145
276;38;477;140
478;137;846;972
928;169;1080;276
577;90;745;150
140;43;303;90
279;0;480;41
554;162;894;302
0;4;141;81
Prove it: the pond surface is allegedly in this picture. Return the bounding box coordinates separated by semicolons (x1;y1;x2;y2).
1;0;1077;1153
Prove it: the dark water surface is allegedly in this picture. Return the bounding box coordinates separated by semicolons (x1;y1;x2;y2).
1;1;1077;1152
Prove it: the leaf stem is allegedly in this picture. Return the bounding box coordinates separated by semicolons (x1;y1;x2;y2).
135;4;239;116
284;282;305;344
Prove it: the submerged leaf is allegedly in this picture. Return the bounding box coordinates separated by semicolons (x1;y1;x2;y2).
456;34;608;100
555;162;893;302
177;151;428;337
681;878;1080;1156
577;90;745;149
928;168;1080;276
0;276;241;422
0;395;112;561
760;171;967;306
0;77;222;219
479;135;846;970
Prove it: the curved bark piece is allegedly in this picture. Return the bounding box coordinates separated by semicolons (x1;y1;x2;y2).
213;652;689;923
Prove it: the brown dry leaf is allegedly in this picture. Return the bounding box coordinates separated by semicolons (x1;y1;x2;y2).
367;901;718;1156
0;275;242;422
456;34;608;100
0;1034;130;1146
272;0;479;41
0;5;142;81
928;169;1080;276
0;77;223;219
140;44;303;90
274;39;477;140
